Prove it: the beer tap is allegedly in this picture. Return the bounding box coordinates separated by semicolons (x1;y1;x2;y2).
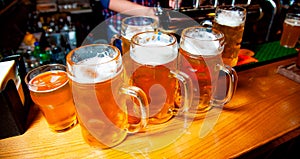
214;0;218;8
194;0;200;8
154;1;199;33
174;0;179;11
154;2;163;16
265;0;277;41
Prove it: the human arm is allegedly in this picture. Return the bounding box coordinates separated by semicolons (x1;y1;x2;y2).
108;0;156;17
168;0;182;9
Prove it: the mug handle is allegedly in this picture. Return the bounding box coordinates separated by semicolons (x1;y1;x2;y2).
110;34;121;45
110;34;123;54
199;19;213;28
120;86;149;133
170;71;193;114
212;64;238;107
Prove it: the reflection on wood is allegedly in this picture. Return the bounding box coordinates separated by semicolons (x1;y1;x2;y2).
0;58;300;158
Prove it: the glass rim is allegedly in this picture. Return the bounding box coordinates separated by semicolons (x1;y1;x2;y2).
25;63;68;92
131;31;177;48
216;5;246;11
286;13;300;19
122;16;158;27
181;26;225;42
25;63;66;82
66;44;121;67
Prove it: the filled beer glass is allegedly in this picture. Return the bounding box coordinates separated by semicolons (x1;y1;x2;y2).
280;13;300;48
66;44;149;148
112;16;158;55
125;31;193;124
213;5;246;67
178;26;238;119
25;64;77;132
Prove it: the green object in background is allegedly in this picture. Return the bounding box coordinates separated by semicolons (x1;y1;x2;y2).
236;41;298;71
253;41;298;63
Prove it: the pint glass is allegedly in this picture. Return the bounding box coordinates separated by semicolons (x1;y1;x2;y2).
112;16;158;55
213;5;246;67
25;64;77;132
178;26;238;119
66;44;149;148
280;13;300;48
125;31;193;124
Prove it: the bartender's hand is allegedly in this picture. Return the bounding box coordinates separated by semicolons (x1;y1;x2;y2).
169;0;182;9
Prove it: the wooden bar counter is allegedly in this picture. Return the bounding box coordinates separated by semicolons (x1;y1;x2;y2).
1;57;300;159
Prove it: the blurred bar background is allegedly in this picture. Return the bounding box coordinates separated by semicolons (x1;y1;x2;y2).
0;0;298;54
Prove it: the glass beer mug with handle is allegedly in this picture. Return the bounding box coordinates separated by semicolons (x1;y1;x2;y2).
66;44;149;148
111;16;158;55
124;31;193;124
178;26;238;119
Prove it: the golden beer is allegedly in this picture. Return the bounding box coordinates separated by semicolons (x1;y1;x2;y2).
178;48;220;113
26;64;77;132
70;69;128;148
280;13;300;48
67;44;148;148
126;31;192;124
121;36;131;55
178;26;238;118
213;6;246;67
127;58;178;124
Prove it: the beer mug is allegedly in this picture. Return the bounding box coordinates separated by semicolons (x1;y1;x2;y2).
124;31;193;124
280;13;300;48
213;5;246;67
66;44;149;148
178;26;238;119
111;16;158;55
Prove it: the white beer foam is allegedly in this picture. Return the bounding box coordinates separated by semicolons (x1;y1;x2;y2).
131;44;177;65
285;18;300;26
181;32;222;56
72;56;119;83
215;11;244;27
